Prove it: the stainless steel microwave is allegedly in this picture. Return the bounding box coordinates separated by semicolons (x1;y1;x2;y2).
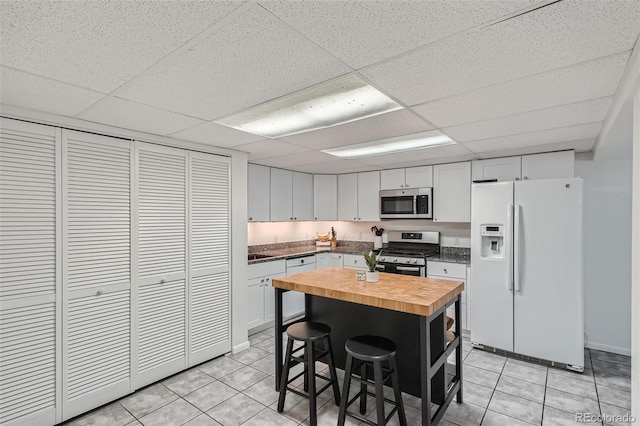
379;188;433;219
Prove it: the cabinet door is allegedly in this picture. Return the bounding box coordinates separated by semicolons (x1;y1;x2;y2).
248;164;270;221
313;175;337;220
380;168;405;190
357;171;380;221
135;143;187;388
292;172;313;221
188;152;230;365
521;151;574;180
247;277;265;329
433;162;471;223
263;273;284;323
471;157;521;182
0;119;58;426
316;253;343;268
63;130;132;419
270;168;293;221
338;174;358;221
405;166;433;188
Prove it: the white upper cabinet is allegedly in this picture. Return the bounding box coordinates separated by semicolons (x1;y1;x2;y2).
292;172;313;221
380;166;432;189
521;151;574;180
357;171;380;221
338;174;358;221
248;164;270;222
270;168;293;221
313;175;337;221
472;157;522;182
405;166;433;188
433;162;471;223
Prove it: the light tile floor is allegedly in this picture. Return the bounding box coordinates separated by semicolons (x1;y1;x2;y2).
64;328;633;426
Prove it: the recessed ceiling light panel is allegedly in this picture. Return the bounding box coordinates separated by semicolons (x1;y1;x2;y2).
215;74;402;138
322;130;455;158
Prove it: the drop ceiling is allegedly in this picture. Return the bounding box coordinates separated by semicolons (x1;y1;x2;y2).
1;0;638;173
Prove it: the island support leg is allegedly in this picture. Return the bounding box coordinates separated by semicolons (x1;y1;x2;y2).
275;288;284;391
420;316;432;426
455;295;463;402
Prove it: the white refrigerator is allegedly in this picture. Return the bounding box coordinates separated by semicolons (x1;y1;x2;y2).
470;178;584;371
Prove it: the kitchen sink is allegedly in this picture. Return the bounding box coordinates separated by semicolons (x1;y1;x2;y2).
248;253;273;261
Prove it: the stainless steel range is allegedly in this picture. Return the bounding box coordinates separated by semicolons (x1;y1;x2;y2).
376;231;440;277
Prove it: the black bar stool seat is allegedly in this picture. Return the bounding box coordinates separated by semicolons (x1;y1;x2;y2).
277;321;341;426
338;335;407;426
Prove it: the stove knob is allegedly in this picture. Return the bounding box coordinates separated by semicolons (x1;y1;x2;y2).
394;258;398;262
412;259;418;264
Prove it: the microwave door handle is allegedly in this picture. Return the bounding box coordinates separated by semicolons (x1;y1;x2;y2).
375;265;385;271
413;196;417;214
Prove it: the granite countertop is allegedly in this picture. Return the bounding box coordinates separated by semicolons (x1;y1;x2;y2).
249;242;471;265
248;241;373;265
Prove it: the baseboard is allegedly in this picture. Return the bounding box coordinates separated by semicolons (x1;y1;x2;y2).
586;341;631;356
232;341;250;354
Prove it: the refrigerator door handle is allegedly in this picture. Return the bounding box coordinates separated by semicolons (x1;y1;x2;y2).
514;204;521;292
506;204;513;291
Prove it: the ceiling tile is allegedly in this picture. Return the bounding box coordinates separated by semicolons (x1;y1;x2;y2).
235;140;313;161
117;5;351;121
362;1;639;106
359;144;473;166
444;97;612;143
261;1;530;69
412;52;630;127
251;151;338;168
281;109;433;150
171;121;265;147
462;122;602;153
0;1;243;93
77;97;204;136
0;66;105;116
475;138;596;158
285;160;377;174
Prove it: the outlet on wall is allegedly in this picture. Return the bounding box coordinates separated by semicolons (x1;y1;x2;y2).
304;233;309;240
274;235;278;243
358;232;362;240
453;237;460;245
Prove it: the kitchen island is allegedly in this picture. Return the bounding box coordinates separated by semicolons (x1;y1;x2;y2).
272;267;464;426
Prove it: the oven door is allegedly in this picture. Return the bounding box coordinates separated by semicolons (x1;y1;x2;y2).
376;263;425;277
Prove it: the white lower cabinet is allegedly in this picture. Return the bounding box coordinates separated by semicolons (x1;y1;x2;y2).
247;260;286;331
343;254;367;270
315;252;344;268
285;256;315;318
427;261;470;331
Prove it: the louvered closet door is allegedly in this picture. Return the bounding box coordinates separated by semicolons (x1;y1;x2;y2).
61;130;131;420
0;119;58;426
134;142;187;388
188;152;230;366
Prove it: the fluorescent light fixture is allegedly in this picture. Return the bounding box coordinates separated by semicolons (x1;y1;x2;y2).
321;130;455;158
214;74;402;138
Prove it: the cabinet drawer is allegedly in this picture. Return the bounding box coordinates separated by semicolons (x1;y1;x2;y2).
343;254;366;269
427;261;466;279
248;259;285;279
286;256;315;269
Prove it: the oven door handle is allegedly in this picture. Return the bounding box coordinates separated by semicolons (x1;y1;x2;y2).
396;266;421;272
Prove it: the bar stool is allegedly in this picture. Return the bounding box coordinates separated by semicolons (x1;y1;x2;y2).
277;321;341;426
337;335;407;426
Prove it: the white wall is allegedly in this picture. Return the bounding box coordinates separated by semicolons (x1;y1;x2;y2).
575;155;633;355
248;220;471;247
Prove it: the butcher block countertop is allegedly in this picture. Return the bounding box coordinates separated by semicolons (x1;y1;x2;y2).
272;267;463;317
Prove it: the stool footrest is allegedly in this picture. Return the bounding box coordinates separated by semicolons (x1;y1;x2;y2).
348;370;393;387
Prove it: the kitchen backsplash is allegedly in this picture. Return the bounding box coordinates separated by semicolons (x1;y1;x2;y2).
248;220;470;248
248;239;373;254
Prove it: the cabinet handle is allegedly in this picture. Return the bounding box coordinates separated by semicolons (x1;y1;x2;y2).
265;277;271;282
523;176;529;180
261;278;265;283
290;217;293;220
249;217;253;220
515;177;520;181
354;217;357;220
405;184;410;187
315;217;318;220
354;260;358;264
400;184;404;188
96;289;104;296
444;268;448;273
294;217;297;220
358;217;361;220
